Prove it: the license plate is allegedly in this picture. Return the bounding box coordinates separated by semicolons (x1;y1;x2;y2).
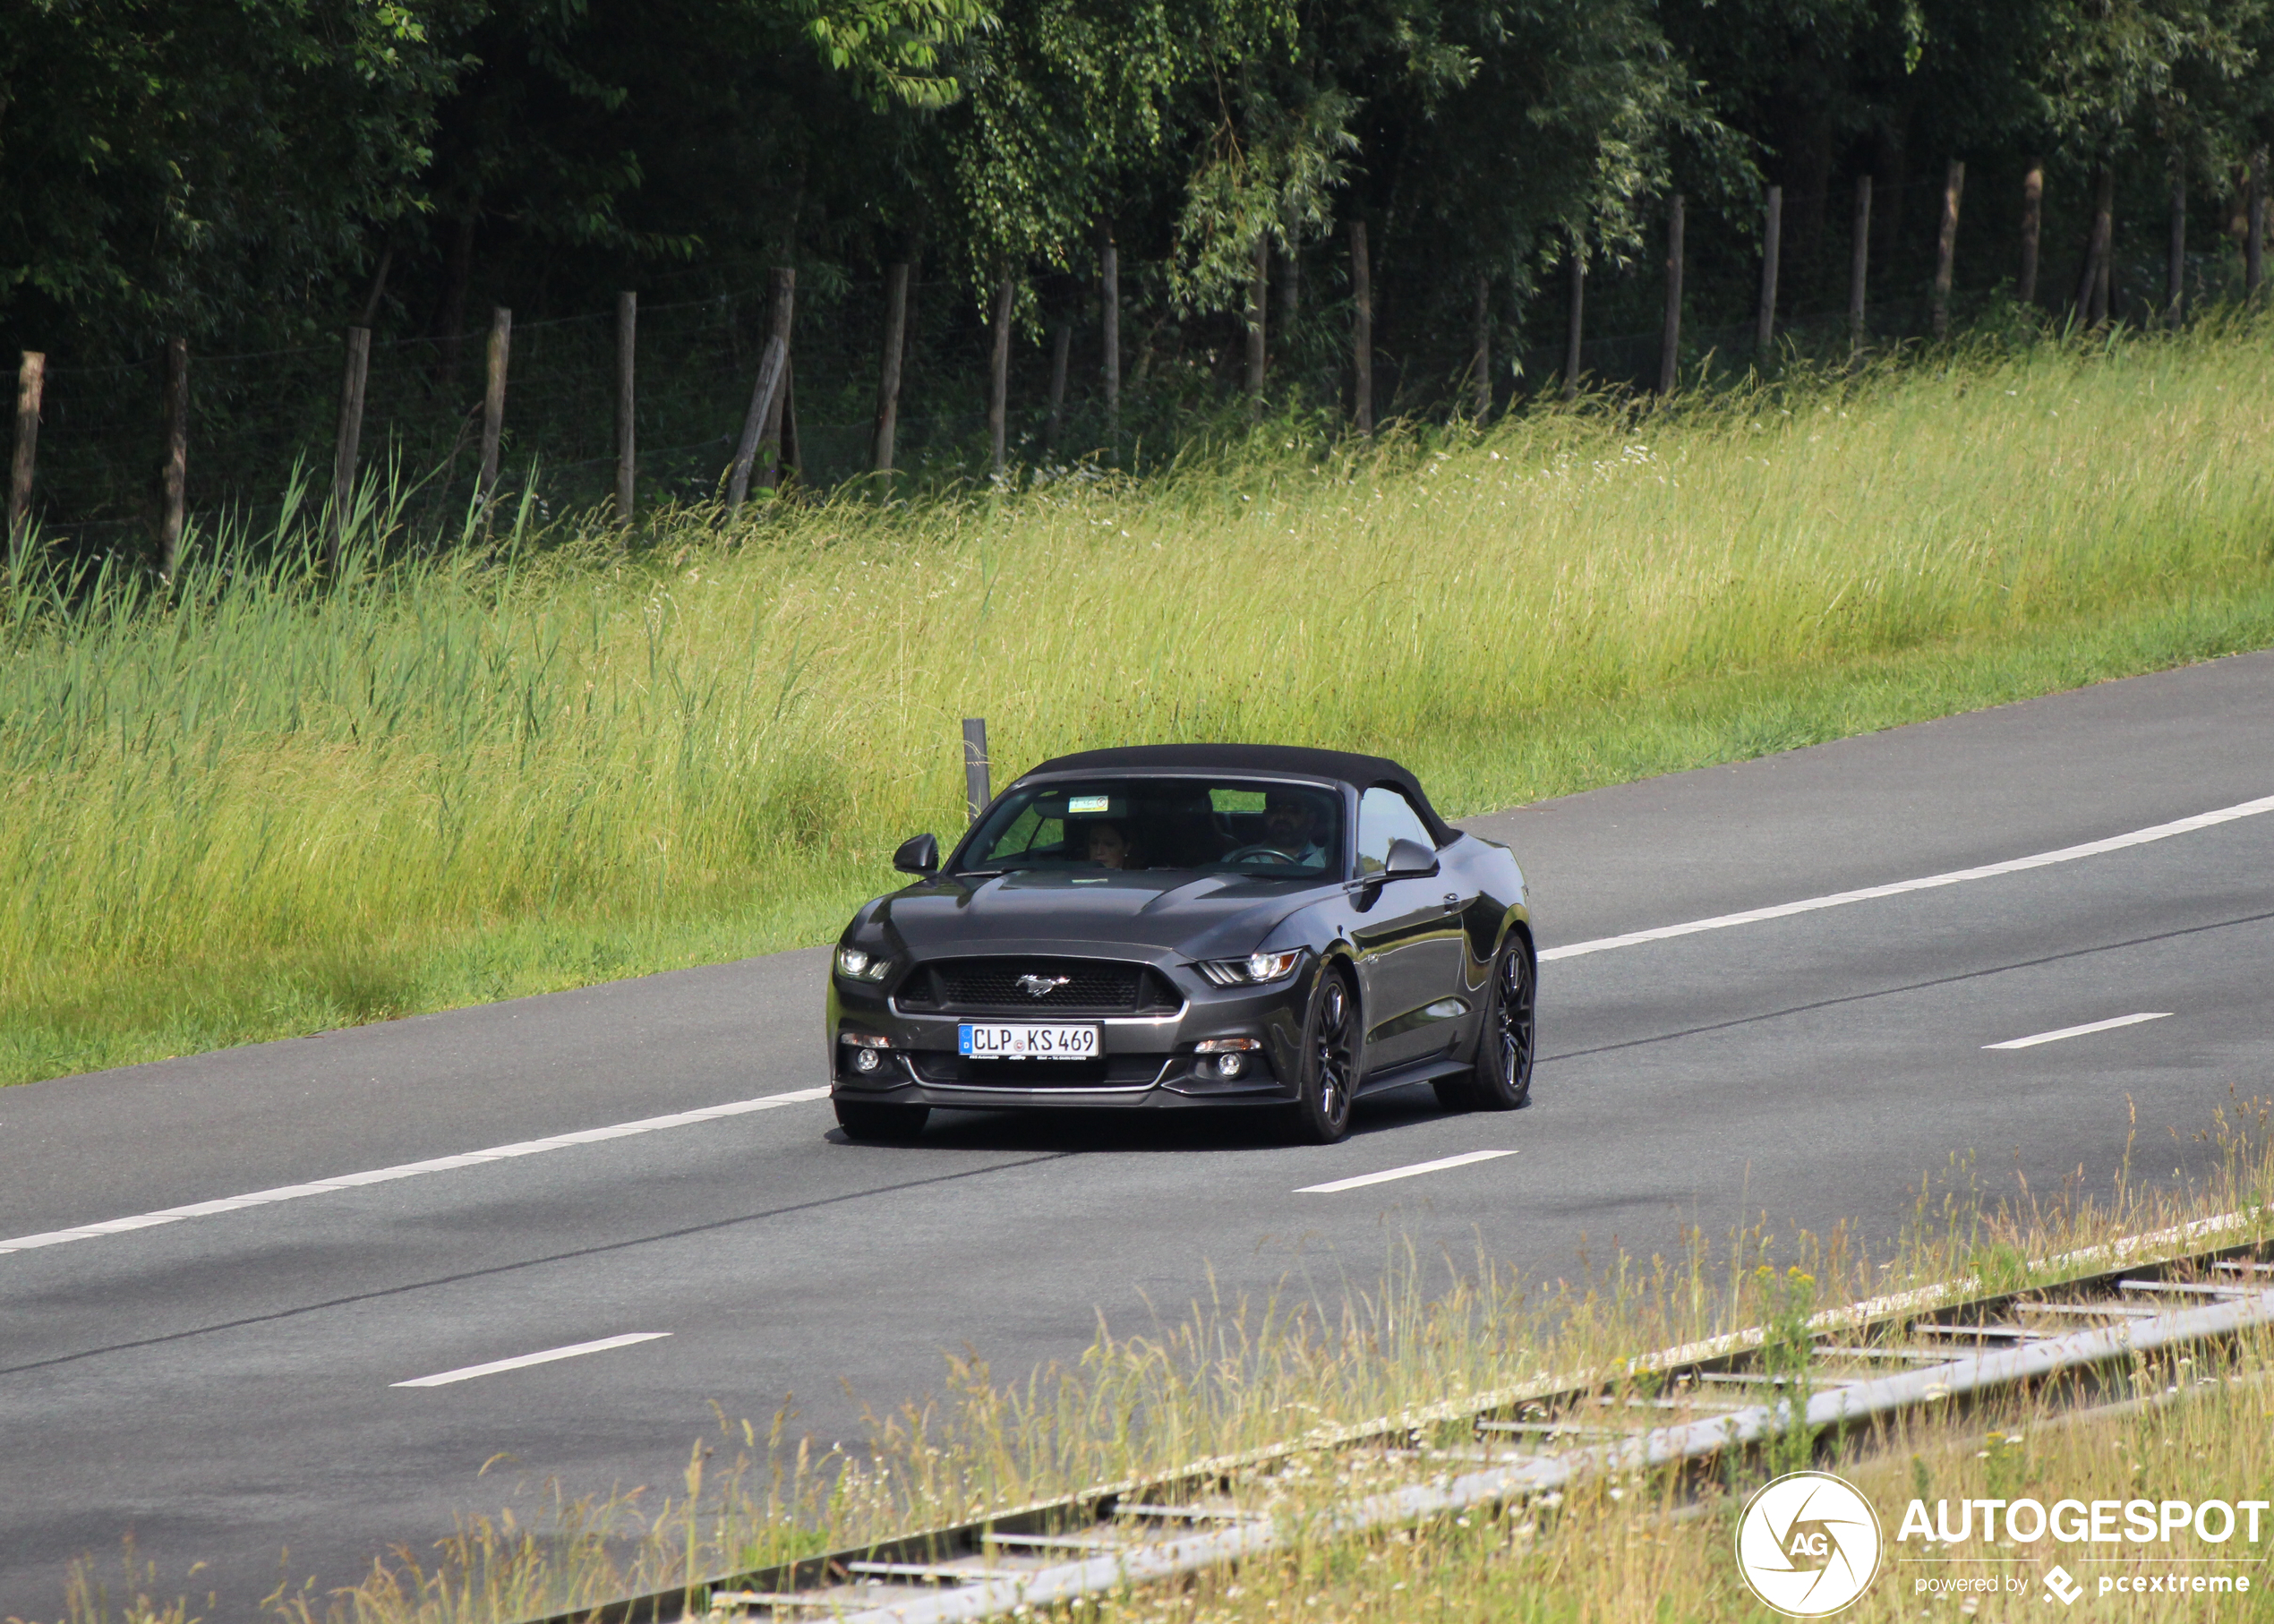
959;1022;1101;1059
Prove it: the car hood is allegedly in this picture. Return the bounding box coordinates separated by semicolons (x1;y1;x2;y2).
874;869;1328;961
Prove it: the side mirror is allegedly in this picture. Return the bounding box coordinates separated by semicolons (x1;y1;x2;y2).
1384;837;1440;879
893;833;940;876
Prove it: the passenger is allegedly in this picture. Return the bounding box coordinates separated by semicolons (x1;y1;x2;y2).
1087;820;1134;869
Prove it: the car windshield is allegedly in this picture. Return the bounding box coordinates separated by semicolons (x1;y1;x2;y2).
958;776;1344;881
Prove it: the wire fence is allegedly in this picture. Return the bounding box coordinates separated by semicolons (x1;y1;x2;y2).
10;164;2261;560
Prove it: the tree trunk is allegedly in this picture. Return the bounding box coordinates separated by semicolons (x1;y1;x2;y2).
1561;235;1585;403
1245;235;1268;419
479;306;511;507
159;336;187;581
1849;175;1872;356
757;269;796;491
2019;162;2044;303
1657;193;1685;396
1757;185;1782;360
1471;272;1491;419
987;272;1014;474
1100;233;1121;458
1349;219;1372;433
873;263;910;474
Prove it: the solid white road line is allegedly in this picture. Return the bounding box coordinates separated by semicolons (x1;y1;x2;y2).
1983;1012;2173;1050
392;1331;671;1389
1539;792;2274;962
0;1088;832;1256
1296;1149;1516;1194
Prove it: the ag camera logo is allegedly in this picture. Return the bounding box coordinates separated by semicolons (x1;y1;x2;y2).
1736;1471;1884;1616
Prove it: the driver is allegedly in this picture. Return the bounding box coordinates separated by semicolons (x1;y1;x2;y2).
1260;791;1329;868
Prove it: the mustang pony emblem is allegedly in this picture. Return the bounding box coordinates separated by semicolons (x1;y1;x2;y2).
1016;973;1072;998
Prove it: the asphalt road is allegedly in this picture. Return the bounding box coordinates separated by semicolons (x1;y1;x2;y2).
4;650;2272;1619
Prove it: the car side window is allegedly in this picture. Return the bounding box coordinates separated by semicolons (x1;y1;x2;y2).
1355;787;1434;876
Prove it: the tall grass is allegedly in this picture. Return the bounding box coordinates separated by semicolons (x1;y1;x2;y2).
5;321;2274;1082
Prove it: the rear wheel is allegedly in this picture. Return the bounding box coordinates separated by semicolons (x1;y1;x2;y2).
1286;967;1360;1144
834;1098;930;1141
1435;934;1535;1113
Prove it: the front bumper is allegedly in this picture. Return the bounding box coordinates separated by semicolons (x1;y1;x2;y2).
826;954;1315;1112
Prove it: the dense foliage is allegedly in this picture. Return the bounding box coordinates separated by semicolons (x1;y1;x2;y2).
4;0;2273;399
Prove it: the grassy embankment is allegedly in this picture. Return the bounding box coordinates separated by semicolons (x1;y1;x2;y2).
5;320;2274;1085
46;1098;2274;1623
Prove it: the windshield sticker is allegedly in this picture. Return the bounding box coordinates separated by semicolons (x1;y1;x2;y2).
1068;795;1112;813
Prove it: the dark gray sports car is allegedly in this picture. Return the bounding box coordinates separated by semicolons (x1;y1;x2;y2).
825;743;1534;1144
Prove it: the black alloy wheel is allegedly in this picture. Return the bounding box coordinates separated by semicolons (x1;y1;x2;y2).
1436;934;1535;1112
834;1098;930;1142
1287;967;1360;1144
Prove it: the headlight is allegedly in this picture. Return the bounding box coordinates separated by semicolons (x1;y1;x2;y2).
1196;949;1304;987
834;945;893;982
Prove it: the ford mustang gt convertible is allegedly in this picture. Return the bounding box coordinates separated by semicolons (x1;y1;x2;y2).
825;743;1534;1144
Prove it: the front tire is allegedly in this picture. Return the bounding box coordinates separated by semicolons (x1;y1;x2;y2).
834;1098;930;1141
1286;967;1360;1144
1435;934;1535;1113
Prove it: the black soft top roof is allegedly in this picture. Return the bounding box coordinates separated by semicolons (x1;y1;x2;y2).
1017;742;1457;845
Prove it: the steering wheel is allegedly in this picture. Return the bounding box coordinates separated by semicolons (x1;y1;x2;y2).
1222;843;1302;867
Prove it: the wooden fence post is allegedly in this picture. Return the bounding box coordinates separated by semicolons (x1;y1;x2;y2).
328;325;371;566
2019;162;2044;303
1471;273;1492;419
1657;192;1684;396
2167;157;2187;328
160;337;188;581
987;272;1015;474
873;263;909;474
2249;153;2266;302
1849;176;1872;356
757;269;796;491
1757;185;1782;359
478;306;511;507
1245;235;1269;419
725;336;789;519
1562;235;1585;402
1349;219;1372;433
2077;167;2114;327
614;291;636;524
1931;160;1965;338
9;351;42;556
1044;312;1072;450
1100;233;1121;458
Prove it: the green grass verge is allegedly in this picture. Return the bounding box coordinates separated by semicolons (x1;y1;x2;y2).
5;321;2273;1087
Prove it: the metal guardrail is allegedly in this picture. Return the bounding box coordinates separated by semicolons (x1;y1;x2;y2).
533;1210;2274;1624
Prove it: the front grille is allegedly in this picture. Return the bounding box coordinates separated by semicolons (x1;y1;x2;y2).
895;957;1180;1016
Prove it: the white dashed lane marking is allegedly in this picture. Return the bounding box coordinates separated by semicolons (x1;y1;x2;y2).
1983;1013;2173;1050
391;1332;671;1389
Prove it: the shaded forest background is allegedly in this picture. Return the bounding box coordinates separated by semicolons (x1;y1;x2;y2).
6;0;2274;548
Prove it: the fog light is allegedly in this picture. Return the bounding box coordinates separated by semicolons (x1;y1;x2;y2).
1216;1051;1245;1079
851;1047;883;1073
